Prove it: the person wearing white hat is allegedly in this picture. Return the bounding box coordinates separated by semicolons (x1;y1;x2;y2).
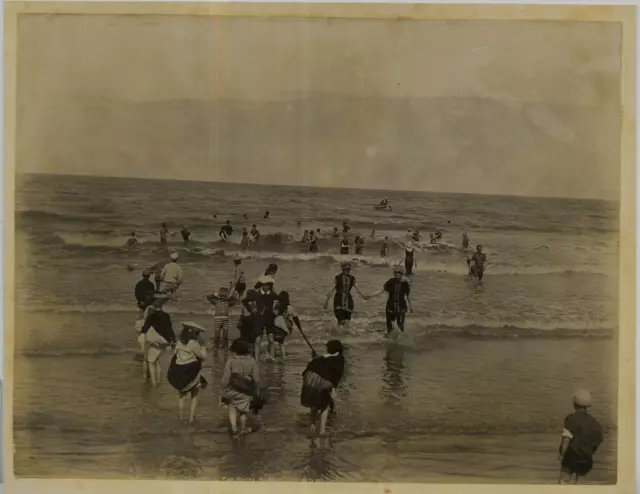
160;252;183;301
167;321;208;423
558;389;604;484
368;265;412;335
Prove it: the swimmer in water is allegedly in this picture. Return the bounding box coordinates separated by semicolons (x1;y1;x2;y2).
332;227;340;238
222;220;233;237
240;231;250;252
435;228;443;240
250;224;260;242
160;223;169;245
340;237;350;255
180;225;192;244
324;262;369;326
371;230;376;238
462;232;470;249
342;221;350;233
400;242;417;276
264;210;270;219
380;236;390;257
309;232;319;253
368;265;412;336
301;230;310;244
354;233;365;255
127;232;138;248
468;244;487;281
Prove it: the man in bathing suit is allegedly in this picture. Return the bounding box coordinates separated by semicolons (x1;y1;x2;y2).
468;244;487;280
369;265;412;335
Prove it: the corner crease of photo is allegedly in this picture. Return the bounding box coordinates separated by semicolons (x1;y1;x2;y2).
2;3;637;494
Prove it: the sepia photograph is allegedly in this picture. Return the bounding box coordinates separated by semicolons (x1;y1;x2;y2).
3;2;637;492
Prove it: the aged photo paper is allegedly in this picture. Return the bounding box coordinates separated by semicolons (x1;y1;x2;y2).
3;2;637;494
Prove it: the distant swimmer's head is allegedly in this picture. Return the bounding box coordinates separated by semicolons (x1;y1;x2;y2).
170;252;179;261
393;265;405;276
142;269;152;278
252;224;257;228
226;220;231;225
476;245;482;252
463;232;468;237
572;389;592;408
326;339;344;355
131;232;136;237
385;236;389;241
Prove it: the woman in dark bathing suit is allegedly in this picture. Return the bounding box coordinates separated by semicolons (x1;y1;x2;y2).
323;262;369;326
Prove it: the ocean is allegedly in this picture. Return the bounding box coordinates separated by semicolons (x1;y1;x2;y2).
13;173;619;483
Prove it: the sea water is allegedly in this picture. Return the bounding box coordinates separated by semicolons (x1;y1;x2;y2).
13;174;618;482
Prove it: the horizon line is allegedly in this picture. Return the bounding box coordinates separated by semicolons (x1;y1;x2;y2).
16;171;619;202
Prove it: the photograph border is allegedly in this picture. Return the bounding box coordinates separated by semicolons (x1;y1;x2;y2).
3;2;637;494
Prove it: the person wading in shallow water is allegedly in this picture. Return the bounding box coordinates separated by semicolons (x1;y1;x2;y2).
167;321;208;423
558;389;604;484
323;262;369;326
300;340;345;436
368;265;413;336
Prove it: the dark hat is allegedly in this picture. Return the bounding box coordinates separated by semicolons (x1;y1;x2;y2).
230;338;252;356
278;290;290;305
326;339;344;354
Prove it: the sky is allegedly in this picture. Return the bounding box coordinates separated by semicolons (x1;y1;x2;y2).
16;14;622;199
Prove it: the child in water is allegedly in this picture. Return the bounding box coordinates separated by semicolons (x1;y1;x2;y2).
558;390;604;484
167;321;208;423
207;287;238;348
267;291;302;361
221;339;262;438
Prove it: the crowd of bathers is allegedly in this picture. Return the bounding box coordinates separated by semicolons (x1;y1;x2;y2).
128;211;605;483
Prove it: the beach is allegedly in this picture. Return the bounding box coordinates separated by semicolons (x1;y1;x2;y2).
13;173;619;483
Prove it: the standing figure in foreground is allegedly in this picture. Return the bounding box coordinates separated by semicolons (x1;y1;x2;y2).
324;262;369;326
400;242;417;276
467;244;487;281
167;321;208;423
139;293;176;386
369;265;412;335
558;390;604;484
221;339;261;438
300;340;345;436
160;252;183;301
